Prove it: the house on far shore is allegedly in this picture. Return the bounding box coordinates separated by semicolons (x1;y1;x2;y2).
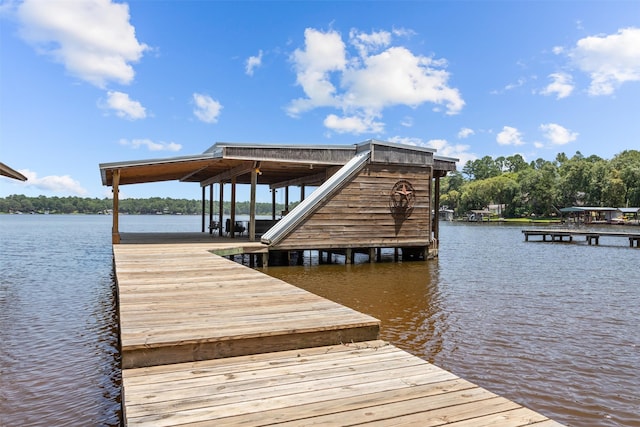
618;207;640;225
439;208;454;221
559;206;639;225
467;209;491;222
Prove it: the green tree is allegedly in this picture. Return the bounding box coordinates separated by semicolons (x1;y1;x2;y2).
462;156;501;180
486;174;520;217
518;161;559;216
504;154;529;173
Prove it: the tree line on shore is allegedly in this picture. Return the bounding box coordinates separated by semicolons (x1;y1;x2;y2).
0;195;294;216
2;149;638;218
441;149;640;218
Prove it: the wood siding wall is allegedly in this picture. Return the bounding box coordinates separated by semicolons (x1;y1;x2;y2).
369;144;433;166
273;164;432;250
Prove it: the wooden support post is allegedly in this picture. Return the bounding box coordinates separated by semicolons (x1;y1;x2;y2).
345;248;353;265
271;188;276;220
300;185;305;201
297;251;304;266
394;247;399;262
201;186;206;233
377;248;382;262
369;248;375;263
208;184;214;234
230;176;236;238
218;182;224;236
250;169;257;242
262;252;269;267
285;186;289;213
112;169;120;244
433;174;440;244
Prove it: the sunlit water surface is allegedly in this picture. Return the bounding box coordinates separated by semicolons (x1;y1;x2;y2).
1;215;638;426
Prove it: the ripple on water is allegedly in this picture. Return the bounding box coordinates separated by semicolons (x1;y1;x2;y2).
267;224;640;427
0;216;121;426
2;217;639;427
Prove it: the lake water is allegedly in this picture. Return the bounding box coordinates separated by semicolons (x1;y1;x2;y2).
1;215;638;426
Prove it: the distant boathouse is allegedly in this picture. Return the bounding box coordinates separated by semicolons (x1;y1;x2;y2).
99;139;457;264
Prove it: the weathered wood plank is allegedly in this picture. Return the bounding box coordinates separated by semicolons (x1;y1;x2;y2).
117;240;563;427
190;378;474;426
122;341;563;427
115;243;380;368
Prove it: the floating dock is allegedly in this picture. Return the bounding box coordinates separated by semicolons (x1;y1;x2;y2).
522;228;640;247
114;237;564;426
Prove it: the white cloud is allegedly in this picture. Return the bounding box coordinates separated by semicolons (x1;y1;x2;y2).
539;123;578;145
492;77;527;95
400;116;413;127
342;46;464;112
119;138;182;152
504;78;527;91
193;93;222;123
391;27;417;38
568;27;640;95
104;91;146;120
389;136;476;166
287;27;464;135
457;127;475;139
16;0;148;88
349;29;391;57
288;28;346;116
540;72;574;99
245;50;263;76
323;113;384;134
19;169;88;195
497;126;525;146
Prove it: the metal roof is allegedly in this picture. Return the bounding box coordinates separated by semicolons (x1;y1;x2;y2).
99;140;457;188
618;207;640;213
559;206;619;212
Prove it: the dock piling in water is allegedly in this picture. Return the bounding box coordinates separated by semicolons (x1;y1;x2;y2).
522;228;640;247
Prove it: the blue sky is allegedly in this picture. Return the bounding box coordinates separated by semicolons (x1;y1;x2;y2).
1;0;639;201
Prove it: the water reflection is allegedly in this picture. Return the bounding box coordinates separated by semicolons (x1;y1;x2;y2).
266;260;448;363
89;271;122;426
3;216;638;427
265;223;640;427
0;215;121;426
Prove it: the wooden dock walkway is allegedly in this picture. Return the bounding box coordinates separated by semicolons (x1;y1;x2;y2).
114;241;378;369
522;228;640;247
114;236;564;426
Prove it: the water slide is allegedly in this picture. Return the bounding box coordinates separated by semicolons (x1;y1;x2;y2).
261;150;371;246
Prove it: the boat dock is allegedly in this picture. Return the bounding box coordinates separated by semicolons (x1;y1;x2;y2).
114;237;564;426
522;228;640;247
